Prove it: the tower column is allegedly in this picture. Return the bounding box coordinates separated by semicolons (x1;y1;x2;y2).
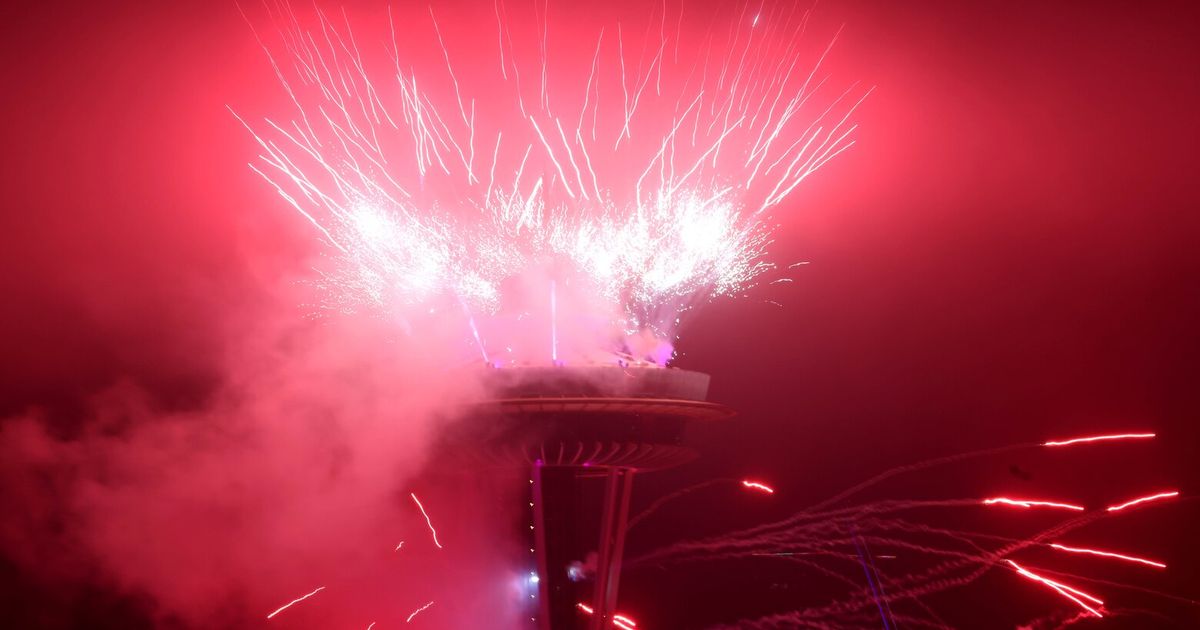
590;467;635;629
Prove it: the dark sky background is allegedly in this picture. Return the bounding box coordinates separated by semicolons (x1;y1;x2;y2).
1;0;1198;628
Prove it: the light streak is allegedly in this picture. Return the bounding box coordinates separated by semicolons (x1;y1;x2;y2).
741;480;775;494
463;303;490;363
576;603;640;628
406;600;435;623
1005;559;1104;618
410;492;443;548
266;585;326;619
1042;432;1156;447
395;540;405;551
1049;543;1166;569
1106;490;1179;512
367;623;376;630
550;279;558;362
982;497;1085;511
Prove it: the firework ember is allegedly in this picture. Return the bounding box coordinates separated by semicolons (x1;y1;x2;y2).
629;429;1188;627
741;479;776;494
410;492;444;549
1042;432;1156;447
405;600;435;623
1106;490;1180;513
1049;543;1167;569
266;585;326;620
1005;559;1105;618
982;497;1086;511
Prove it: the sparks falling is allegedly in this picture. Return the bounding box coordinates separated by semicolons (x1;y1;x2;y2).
1043;432;1156;447
741;479;776;494
410;492;443;549
631;429;1184;627
577;602;641;629
265;585;326;620
1049;543;1167;569
405;600;435;623
236;1;868;365
1005;559;1105;618
1106;490;1180;513
982;497;1086;511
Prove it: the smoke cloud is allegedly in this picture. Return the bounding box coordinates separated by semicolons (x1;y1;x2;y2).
0;283;525;628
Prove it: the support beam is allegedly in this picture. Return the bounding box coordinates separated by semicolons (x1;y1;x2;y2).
590;467;635;629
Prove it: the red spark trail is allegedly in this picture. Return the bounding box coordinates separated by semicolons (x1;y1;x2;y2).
577;602;641;628
1042;432;1155;447
1005;559;1104;618
406;600;434;623
1106;490;1179;512
266;585;326;619
1049;543;1166;569
394;540;405;551
982;497;1085;511
741;479;775;494
410;492;443;548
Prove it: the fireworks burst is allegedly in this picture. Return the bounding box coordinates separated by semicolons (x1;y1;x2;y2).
235;0;867;366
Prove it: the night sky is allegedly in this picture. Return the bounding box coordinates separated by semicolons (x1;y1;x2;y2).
2;1;1198;628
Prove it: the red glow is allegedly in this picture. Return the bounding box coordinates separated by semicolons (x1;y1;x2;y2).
982;497;1085;511
613;619;637;630
405;600;434;623
1049;543;1166;569
265;585;325;620
614;613;639;627
1;1;1195;628
410;492;444;549
1005;560;1104;618
1105;490;1179;512
741;480;776;494
1042;432;1155;447
576;603;595;615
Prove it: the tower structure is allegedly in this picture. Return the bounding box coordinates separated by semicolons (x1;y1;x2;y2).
467;365;733;629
